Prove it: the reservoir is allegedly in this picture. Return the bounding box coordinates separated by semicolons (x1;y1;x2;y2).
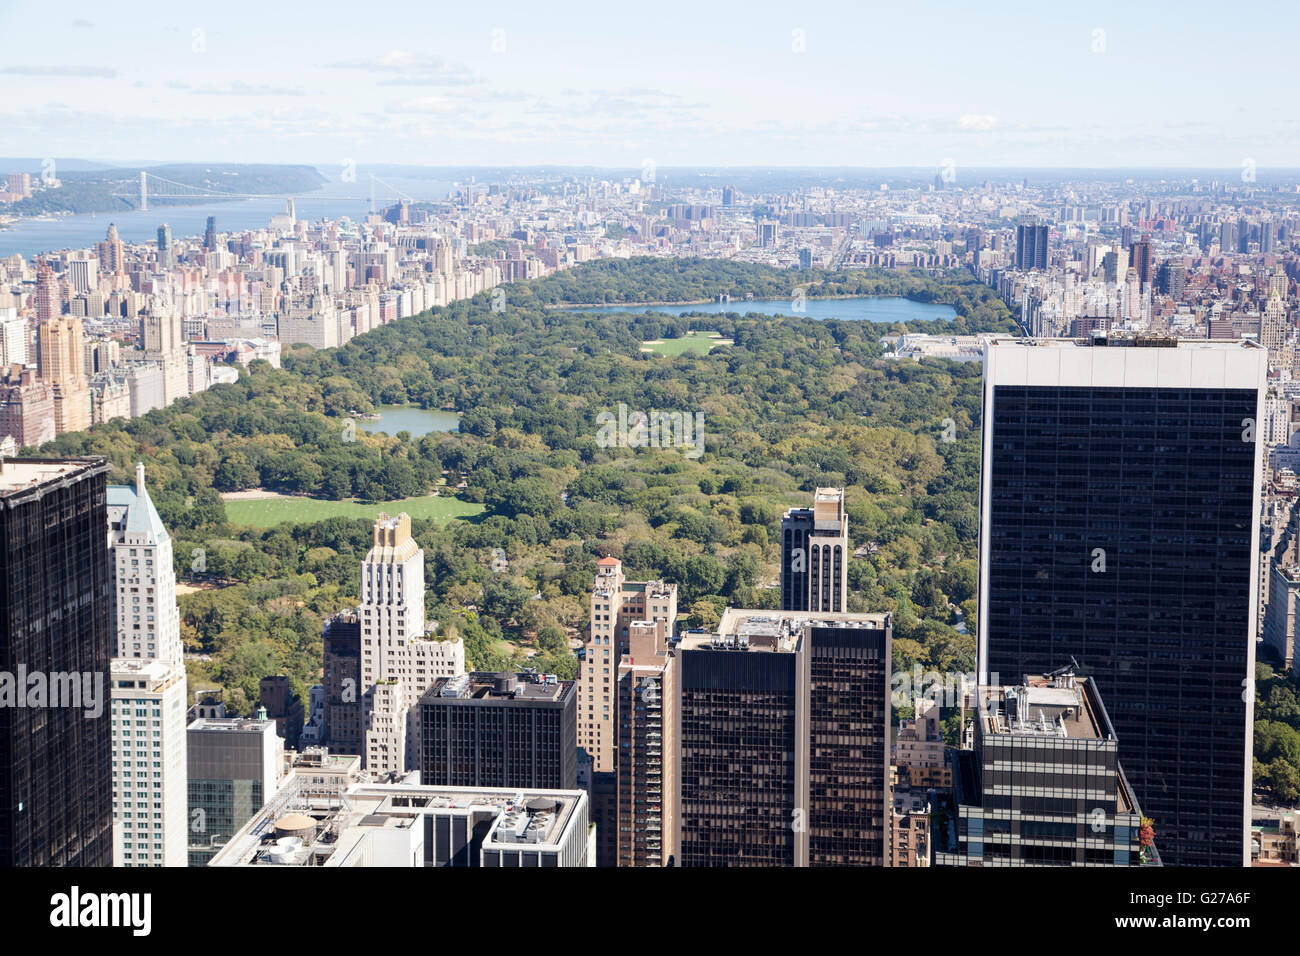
571;296;958;322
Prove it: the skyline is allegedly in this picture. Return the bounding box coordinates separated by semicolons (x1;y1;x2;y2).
3;0;1298;168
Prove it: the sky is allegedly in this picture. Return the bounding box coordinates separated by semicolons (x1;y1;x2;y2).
0;0;1295;171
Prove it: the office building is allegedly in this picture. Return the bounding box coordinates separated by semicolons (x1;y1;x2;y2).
937;672;1159;867
0;458;114;866
358;513;465;774
676;609;892;867
108;463;181;661
1015;219;1048;271
978;335;1265;866
780;487;849;612
157;224;173;270
803;612;892;865
35;259;59;321
322;610;361;755
1262;295;1288;369
677;620;808;867
1128;237;1153;286
582;558;677;866
419;671;577;790
186;716;283;866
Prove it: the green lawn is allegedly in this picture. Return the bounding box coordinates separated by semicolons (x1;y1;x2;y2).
640;331;732;355
223;492;485;528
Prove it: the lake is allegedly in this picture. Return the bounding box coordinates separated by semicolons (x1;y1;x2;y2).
361;405;460;437
570;296;958;322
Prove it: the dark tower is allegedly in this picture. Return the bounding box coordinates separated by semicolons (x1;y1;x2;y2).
978;338;1264;866
0;458;114;866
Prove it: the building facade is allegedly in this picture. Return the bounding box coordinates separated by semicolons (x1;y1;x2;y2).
978;337;1264;866
0;458;114;866
937;674;1158;867
615;619;676;867
358;512;465;774
107;463;188;867
780;488;849;613
186;717;283;866
419;671;577;790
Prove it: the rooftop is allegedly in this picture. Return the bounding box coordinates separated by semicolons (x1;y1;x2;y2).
681;608;890;654
0;457;106;496
187;717;278;734
976;673;1110;741
208;780;585;867
424;671;572;704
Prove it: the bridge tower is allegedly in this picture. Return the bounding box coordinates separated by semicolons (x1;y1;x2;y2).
140;170;148;212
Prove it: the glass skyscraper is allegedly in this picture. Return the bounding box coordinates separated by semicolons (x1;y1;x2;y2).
0;458;114;867
977;336;1265;867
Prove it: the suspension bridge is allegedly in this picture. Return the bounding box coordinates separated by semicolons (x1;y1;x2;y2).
109;171;418;213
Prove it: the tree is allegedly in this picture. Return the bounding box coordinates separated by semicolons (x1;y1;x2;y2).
689;599;724;630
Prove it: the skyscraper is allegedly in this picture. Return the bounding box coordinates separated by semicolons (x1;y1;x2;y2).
157;224;174;270
358;513;464;774
322;610;361;754
99;224;124;273
1015;219;1048;271
805;614;892;866
580;558;677;773
581;557;676;867
0;458;114;866
676;609;892;867
107;463;188;866
615;618;676;867
978;335;1265;866
677;621;808;867
780;487;849;612
1128;237;1153;286
204;216;217;252
37;315;90;435
1262;295;1288;369
35;259;59;322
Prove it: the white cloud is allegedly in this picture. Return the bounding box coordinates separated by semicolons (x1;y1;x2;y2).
328;51;477;86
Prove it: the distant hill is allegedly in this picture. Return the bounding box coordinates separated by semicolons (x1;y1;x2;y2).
4;163;328;215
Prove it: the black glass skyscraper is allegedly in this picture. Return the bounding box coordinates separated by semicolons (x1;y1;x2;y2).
0;458;114;866
977;338;1265;867
1015;220;1048;270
